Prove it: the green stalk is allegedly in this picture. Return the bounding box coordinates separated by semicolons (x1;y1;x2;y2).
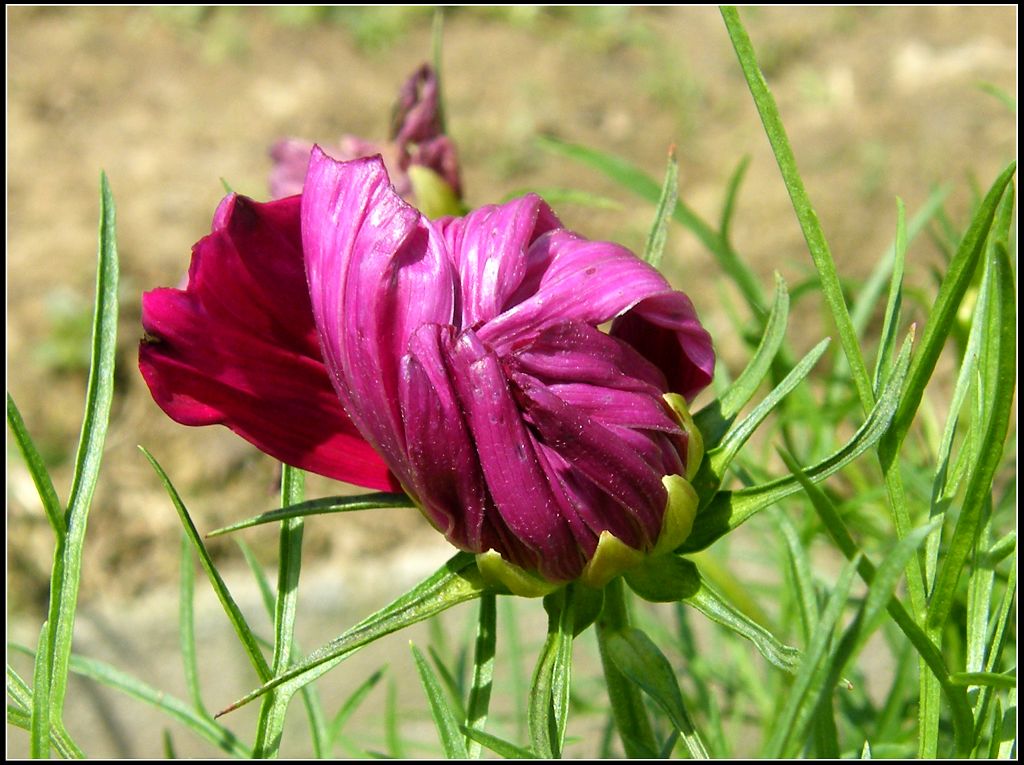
595;578;658;758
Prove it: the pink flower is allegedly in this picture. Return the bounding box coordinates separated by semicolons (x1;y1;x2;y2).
140;151;714;592
268;64;461;207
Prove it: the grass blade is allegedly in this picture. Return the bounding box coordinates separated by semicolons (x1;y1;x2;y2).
719;155;751;245
529;586;575;758
216;553;484;716
412;642;470;759
536;134;767;315
48;172;119;727
30;622;51;759
462;725;536;759
721;5;875;411
6;394;64;540
606;627;709;758
871;198;908;393
642;146;679;269
205;492;415;537
928;243;1016;631
253;464;308;757
465;592;496;758
879;162;1016;467
178;535;205;715
141;446;271;682
327;667;385;749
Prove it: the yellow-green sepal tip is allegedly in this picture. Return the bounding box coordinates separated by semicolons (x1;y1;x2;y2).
663;392;704;481
476;550;561;598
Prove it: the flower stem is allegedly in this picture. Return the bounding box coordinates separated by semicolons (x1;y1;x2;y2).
596;577;658;758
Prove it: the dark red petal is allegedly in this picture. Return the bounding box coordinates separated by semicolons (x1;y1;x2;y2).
139;194;396;491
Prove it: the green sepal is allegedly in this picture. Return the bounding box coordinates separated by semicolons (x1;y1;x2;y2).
624;554;701;603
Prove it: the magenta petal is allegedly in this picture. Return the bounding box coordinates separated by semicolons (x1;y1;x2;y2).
437;194;560;326
611;292;715;400
399;324;490;550
513;378;667;547
447;331;584;581
139;194;396;491
302;150;457;470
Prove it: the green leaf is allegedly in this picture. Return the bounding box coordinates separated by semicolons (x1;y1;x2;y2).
30;622;51;759
6;665;83;758
327;667;385;749
536;134;766;315
928;243;1016;632
642;147;679;269
872;198;908;394
6;394;64;540
762;554;860;758
624;552;701;603
879;161;1016;467
719;155;751;245
684;332;911;552
178;536;206;715
694;273;790;449
950;671;1016;690
606;627;709;758
254;464;308;758
461;725;537;759
706;337;829;483
48;172;119;727
465;593;496;758
595;578;659;758
206;492;415;537
721;5;875;411
783;452;975;755
679;558;801;674
773;509;820;645
67;652;250;757
141;446;271;682
216;552;485;716
412;642;470;759
500;186;622;210
529;586;575;758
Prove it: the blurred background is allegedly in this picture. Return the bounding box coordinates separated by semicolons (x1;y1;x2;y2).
7;6;1016;758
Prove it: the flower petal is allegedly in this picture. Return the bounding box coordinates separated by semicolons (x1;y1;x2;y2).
446;331;584;581
302;149;457;471
435;194;559;327
139;194;395;490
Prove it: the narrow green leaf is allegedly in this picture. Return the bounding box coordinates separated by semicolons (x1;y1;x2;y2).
216;553;485;716
595;577;658;758
385;676;405;759
706;337;829;482
6;394;64;540
461;725;537;759
763;554;860;758
971;550;1016;750
427;645;467;719
465;593;496;758
48;172;119;726
178;535;206;715
6;665;83;758
606;627;709;758
162;729;177;759
536;134;766;315
642;147;679;269
67;652;250;757
681;559;801;674
719;155;751;245
722;5;875;412
529;586;575;758
30;621;51;759
141;446;271;682
928;243;1016;631
685;333;911;552
500;186;622;209
694;273;789;449
850;187;949;341
254;464;308;758
412;642;470;759
879;161;1016;467
872;198;908;394
783;452;976;755
950;672;1016;690
327;668;385;748
773;509;819;645
206;492;415;537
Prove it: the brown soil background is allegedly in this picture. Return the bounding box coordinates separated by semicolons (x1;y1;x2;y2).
6;6;1016;758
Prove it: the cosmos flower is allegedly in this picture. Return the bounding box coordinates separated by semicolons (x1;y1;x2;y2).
268;63;461;213
140;150;714;593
